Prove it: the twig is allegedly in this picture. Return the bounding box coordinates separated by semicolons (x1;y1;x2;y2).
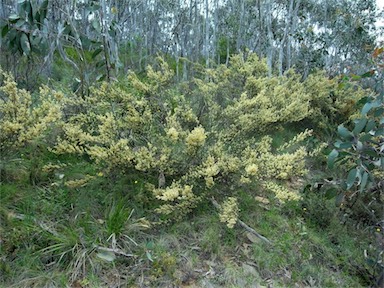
95;246;134;258
211;198;273;245
237;219;273;245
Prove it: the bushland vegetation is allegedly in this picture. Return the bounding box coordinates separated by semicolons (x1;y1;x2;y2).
1;50;383;287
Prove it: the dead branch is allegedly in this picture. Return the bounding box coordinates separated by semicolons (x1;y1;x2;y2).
211;198;273;245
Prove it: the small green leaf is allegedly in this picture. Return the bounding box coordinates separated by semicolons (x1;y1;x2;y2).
72;80;81;93
325;188;338;199
362;102;372;115
351;74;361;81
360;133;372;142
1;25;9;38
334;140;342;148
356;96;369;106
374;108;384;117
34;11;40;24
346;168;357;190
328;149;339;169
96;59;105;68
360;171;369;193
337;125;352;139
96;74;106;82
92;19;101;32
353;118;367;135
338;83;346;89
365;120;376;132
92;48;103;59
20;33;30;56
375;128;384;136
96;250;116;262
15;19;26;28
356;168;362;185
339;142;353;149
40;0;48;21
25;1;33;23
146;251;154;262
146;241;154;250
40;0;48;11
335;140;352;149
8;14;20;21
363;148;378;157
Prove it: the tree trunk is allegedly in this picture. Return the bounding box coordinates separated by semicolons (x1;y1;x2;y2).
266;1;274;76
205;0;209;68
278;0;294;75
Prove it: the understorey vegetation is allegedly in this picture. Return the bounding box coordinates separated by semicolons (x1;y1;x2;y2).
1;48;383;287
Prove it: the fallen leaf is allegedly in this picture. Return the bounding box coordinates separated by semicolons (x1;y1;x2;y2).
255;196;270;204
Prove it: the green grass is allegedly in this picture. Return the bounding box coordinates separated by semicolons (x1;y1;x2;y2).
0;147;381;287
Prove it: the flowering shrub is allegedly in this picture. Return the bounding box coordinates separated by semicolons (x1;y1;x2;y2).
303;71;366;131
49;57;327;224
0;69;62;154
1;54;365;226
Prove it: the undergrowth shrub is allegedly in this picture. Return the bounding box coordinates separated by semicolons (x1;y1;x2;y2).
0;53;366;226
0;69;62;183
0;69;62;152
50;55;351;225
303;71;366;133
323;48;384;286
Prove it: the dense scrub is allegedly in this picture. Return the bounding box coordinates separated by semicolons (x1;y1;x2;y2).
0;54;382;287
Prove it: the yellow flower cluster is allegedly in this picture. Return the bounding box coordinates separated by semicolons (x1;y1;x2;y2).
134;145;156;171
154;183;194;201
0;70;61;152
186;126;207;150
166;127;179;142
278;129;313;152
245;164;259;176
222;72;311;135
261;148;308;180
155;195;202;220
201;156;220;188
219;197;239;229
41;163;66;173
64;175;95;189
304;71;366;129
241;136;308;182
264;181;302;202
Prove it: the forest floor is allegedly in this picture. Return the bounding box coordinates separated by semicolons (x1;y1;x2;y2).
0;150;382;288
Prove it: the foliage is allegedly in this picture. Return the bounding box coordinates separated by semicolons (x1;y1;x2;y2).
0;0;121;95
0;0;49;88
0;0;49;57
327;49;384;221
46;54;367;225
325;48;384;284
187;54;365;137
0;69;62;156
0;51;381;286
303;71;366;132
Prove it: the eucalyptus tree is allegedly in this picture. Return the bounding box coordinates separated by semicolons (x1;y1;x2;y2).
0;0;381;86
0;0;121;94
285;0;377;77
0;0;50;88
